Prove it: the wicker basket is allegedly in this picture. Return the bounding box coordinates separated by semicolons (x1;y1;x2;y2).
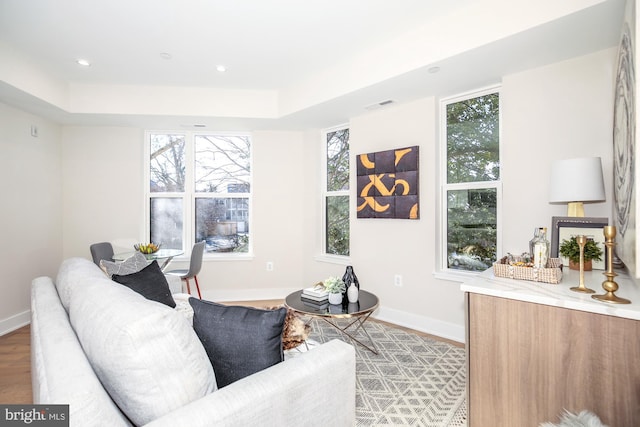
493;258;563;284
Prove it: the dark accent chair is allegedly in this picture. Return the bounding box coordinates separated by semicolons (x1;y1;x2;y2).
90;242;114;266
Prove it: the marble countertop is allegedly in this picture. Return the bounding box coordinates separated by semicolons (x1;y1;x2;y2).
460;267;640;321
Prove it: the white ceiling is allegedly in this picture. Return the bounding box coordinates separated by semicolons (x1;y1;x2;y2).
0;0;626;130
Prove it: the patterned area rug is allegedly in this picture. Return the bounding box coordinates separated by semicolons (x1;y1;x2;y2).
303;318;467;427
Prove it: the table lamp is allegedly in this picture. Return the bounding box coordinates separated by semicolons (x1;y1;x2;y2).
549;157;605;217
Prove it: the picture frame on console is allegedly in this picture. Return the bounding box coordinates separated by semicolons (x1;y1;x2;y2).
550;216;609;270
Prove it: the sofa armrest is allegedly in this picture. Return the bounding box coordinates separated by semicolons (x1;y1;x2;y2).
145;339;355;427
31;277;133;427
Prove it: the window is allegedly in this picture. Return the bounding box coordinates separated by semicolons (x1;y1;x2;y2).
147;132;251;255
323;126;350;256
440;87;501;272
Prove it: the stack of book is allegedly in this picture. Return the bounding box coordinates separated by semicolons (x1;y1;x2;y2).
301;284;329;308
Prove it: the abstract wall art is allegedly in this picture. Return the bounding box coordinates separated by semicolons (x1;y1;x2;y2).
356;146;419;219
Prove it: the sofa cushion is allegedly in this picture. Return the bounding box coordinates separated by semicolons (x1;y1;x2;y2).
189;298;287;388
69;275;217;426
56;257;113;312
100;251;149;277
112;260;176;308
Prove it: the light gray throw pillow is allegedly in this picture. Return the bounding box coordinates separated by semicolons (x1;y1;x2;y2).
69;275;217;425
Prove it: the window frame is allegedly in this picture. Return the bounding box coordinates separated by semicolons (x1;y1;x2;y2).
144;130;254;259
437;86;502;278
320;124;351;262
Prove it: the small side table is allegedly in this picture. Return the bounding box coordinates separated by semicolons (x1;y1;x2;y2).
284;289;380;354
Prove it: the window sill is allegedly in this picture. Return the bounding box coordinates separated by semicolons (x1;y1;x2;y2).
203;253;255;261
433;269;481;283
314;254;351;265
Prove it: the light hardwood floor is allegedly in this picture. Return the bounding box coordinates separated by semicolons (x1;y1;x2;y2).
0;325;31;404
0;299;462;404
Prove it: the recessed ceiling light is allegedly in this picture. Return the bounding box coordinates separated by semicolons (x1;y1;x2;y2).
160;52;172;60
216;65;227;73
76;58;91;67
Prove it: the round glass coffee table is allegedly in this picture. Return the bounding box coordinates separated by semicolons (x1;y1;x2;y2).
284;289;380;354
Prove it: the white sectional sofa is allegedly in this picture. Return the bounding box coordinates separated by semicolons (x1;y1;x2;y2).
31;258;356;426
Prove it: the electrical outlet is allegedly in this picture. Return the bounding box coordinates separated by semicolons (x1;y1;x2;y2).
266;261;274;271
394;274;402;287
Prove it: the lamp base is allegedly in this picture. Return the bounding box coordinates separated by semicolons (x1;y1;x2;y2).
566;202;585;217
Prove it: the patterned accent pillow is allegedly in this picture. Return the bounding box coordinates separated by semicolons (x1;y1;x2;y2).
100;252;149;277
266;305;311;350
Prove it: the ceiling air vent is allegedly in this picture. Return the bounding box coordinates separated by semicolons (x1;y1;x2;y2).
365;100;394;111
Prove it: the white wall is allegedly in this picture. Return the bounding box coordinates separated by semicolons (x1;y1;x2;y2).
347;97;468;340
501;48;615;252
0;102;62;334
61;127;145;258
60;127;308;301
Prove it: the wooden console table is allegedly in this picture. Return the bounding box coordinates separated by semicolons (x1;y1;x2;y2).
461;268;640;427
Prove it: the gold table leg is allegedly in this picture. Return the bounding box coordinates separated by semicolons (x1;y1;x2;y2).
320;312;379;355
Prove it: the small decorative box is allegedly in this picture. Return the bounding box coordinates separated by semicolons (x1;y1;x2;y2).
493;258;563;284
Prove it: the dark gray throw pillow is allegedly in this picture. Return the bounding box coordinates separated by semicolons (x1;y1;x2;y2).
188;298;287;388
111;261;176;308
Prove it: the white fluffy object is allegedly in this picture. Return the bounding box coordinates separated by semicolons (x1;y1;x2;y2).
539;410;609;427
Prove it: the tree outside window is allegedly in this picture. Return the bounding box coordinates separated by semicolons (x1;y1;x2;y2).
443;90;500;272
148;132;251;254
325;127;350;256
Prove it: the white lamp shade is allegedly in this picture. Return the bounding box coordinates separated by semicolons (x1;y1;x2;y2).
549;157;606;202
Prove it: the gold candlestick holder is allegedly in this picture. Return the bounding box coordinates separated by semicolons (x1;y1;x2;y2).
570;235;595;293
592;225;631;304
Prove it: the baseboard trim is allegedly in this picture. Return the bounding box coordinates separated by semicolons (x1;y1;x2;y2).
203;287;300;303
0;310;30;336
372;306;465;344
203;288;466;344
